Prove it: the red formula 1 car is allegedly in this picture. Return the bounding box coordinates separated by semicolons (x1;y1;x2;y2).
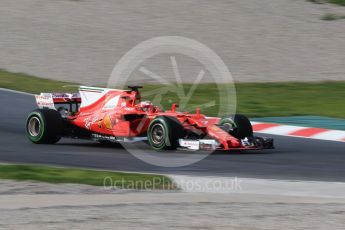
26;86;273;151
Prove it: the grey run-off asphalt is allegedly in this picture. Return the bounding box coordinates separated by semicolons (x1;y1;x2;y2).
0;0;345;85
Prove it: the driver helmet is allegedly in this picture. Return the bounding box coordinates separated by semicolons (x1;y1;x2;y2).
139;101;153;111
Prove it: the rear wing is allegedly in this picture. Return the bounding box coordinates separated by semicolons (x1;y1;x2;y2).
35;93;81;111
34;86;127;111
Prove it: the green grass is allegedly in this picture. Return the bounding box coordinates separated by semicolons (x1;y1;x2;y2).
0;69;79;93
308;0;345;6
235;82;345;118
140;82;345;118
1;69;345;118
328;0;345;6
0;164;177;190
140;83;236;118
321;13;345;20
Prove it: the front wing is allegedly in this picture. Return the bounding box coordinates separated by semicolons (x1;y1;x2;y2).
178;136;274;151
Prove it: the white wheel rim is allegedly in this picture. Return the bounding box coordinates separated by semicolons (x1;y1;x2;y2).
151;123;165;145
28;117;41;137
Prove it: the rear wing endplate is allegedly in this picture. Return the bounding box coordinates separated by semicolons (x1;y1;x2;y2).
35;93;81;110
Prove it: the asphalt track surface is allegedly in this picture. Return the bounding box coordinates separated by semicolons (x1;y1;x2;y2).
0;90;344;182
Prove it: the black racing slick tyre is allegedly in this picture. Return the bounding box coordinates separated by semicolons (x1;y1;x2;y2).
26;109;63;144
219;114;253;139
147;116;184;150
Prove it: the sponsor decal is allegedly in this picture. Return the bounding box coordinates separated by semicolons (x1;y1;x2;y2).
84;117;92;130
179;139;200;150
124;107;135;111
35;93;55;110
103;114;116;129
92;133;117;142
199;139;219;150
202;120;209;125
84;116;101;130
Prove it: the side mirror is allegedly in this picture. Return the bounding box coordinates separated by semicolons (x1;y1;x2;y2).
127;86;143;92
171;103;179;112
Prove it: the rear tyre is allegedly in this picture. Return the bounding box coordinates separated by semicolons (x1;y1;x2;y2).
147;116;184;150
26;109;63;144
219;114;253;139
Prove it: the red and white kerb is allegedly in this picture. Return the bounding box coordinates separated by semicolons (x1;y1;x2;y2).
251;122;345;142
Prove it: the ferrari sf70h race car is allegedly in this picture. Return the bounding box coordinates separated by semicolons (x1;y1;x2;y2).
26;86;273;151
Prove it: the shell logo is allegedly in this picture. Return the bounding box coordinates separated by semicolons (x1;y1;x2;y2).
103;114;114;129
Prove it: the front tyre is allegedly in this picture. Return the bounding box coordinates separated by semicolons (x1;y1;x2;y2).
219;114;253;139
147;116;184;150
26;109;63;144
